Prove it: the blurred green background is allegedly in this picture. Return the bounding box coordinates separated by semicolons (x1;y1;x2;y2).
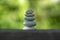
0;0;60;29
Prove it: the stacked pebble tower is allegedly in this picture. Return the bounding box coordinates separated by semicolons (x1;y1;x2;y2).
23;10;36;30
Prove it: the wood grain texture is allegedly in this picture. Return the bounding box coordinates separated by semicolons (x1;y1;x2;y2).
0;30;60;40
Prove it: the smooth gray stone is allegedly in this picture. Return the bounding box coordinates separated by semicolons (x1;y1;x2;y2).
26;10;33;14
24;21;36;27
25;17;35;21
23;27;36;30
25;14;34;17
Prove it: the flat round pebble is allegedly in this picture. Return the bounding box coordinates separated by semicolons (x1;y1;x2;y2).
24;21;36;27
25;14;34;17
26;10;33;14
25;17;35;21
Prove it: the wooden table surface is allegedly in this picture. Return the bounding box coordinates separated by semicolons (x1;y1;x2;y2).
0;30;60;40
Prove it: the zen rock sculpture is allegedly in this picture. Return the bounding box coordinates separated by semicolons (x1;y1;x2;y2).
23;10;36;30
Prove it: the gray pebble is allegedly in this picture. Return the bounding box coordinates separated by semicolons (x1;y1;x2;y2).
25;14;34;17
25;17;35;21
24;21;36;27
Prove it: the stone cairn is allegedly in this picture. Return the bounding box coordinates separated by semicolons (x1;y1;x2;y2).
23;10;36;30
